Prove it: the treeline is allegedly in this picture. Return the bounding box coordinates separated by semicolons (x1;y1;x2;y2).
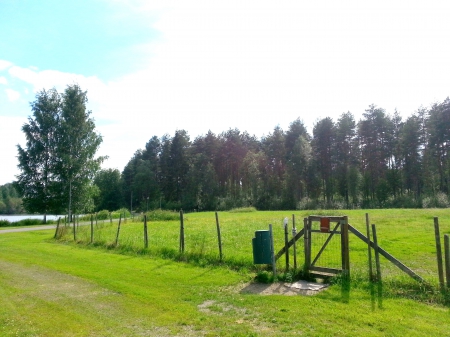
0;183;23;214
95;98;450;212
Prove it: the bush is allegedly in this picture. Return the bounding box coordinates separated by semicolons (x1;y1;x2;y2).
0;219;11;227
111;208;130;219
422;192;449;208
96;210;110;220
255;270;273;283
15;219;44;226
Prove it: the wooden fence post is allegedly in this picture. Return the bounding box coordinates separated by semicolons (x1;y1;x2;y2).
292;214;297;270
54;217;61;239
304;217;310;273
73;215;76;241
144;215;148;249
445;234;450;289
215;212;223;262
90;214;94;243
284;217;289;271
372;224;382;282
434;217;445;290
341;216;350;278
366;213;374;281
179;210;185;253
115;214;122;246
269;224;276;279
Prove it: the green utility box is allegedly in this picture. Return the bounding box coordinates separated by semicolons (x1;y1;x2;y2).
252;230;272;264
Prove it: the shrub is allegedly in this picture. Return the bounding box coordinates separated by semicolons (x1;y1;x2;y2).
96;210;110;220
0;219;11;227
16;219;43;226
255;270;273;283
422;192;449;208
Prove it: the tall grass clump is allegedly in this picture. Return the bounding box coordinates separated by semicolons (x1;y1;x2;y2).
145;209;179;221
229;207;257;213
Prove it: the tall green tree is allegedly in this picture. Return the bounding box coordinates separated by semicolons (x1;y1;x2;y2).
334;112;358;206
55;85;104;220
94;169;123;211
358;105;394;204
312;117;336;204
16;88;62;221
427;98;450;194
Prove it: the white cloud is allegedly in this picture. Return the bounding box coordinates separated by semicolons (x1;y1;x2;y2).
0;60;12;71
0;116;26;185
5;89;20;102
0;76;7;85
3;0;450;178
8;66;106;96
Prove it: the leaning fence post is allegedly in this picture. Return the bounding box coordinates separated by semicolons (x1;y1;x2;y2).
434;217;445;290
54;217;61;239
115;214;122;246
215;212;223;262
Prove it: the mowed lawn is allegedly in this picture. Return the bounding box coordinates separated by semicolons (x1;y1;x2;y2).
1;209;450;336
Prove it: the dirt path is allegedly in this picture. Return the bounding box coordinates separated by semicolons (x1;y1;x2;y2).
0;225;57;234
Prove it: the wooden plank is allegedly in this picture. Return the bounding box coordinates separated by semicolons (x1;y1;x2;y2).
310;229;342;234
275;228;305;261
309;266;341;277
349;225;424;283
308;215;346;222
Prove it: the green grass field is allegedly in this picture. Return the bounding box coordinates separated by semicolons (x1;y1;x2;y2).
1;209;449;336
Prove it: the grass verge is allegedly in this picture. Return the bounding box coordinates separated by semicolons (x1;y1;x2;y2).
0;209;449;336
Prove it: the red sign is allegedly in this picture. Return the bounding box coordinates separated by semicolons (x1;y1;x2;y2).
320;217;330;233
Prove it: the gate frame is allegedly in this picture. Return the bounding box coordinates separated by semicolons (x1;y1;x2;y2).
304;215;349;278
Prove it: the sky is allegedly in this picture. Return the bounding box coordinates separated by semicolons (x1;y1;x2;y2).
1;0;450;185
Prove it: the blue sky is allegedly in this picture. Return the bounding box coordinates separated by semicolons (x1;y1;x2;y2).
1;0;450;185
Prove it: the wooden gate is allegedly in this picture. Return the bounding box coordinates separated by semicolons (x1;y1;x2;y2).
304;215;349;278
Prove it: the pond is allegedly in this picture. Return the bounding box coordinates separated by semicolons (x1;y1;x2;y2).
0;215;63;223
